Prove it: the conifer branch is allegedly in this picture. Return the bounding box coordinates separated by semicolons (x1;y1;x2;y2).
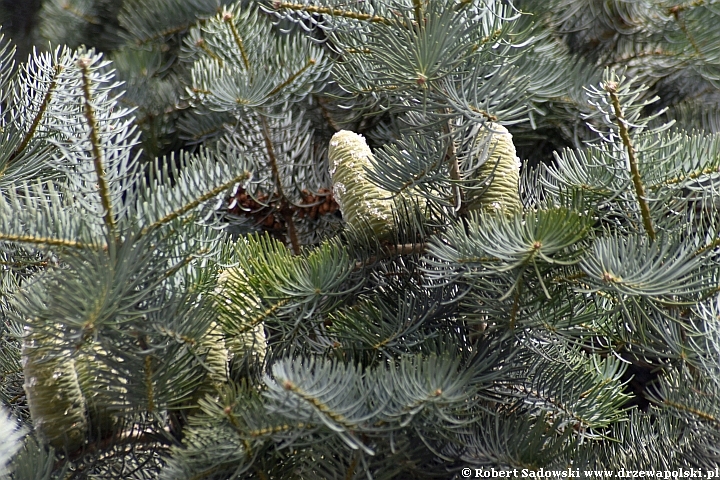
0;233;90;250
667;0;706;16
509;278;522;330
662;399;719;425
133;18;211;46
354;243;428;270
478;29;503;48
344;47;372;55
140;172;251;237
283;211;301;255
61;2;101;25
281;379;353;427
508;384;592;431
142;374;156;411
78;57;117;235
384;243;426;256
345;451;359;480
61;431;172;472
669;4;705;61
695;238;720;256
248;423;308;437
605;82;656;241
435;253;499;264
0;258;49;268
161;248;211;282
661;164;720;186
9;0;720;474
190;87;211;96
412;0;424;25
156;326;197;346
443;117;463;212
315;95;341;132
247;299;291;332
195;38;223;66
260;115;300;254
4;65;63;173
469;106;498;121
273;2;393;25
268;58;316;97
223;408;243;431
223;11;250;71
185;466;225;480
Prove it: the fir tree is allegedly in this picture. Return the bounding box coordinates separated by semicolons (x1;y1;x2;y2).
1;1;720;479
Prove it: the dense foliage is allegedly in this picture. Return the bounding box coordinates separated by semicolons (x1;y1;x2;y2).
2;0;720;478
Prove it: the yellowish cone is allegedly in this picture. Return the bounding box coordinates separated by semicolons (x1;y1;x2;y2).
22;340;88;451
472;123;522;214
215;268;267;365
328;130;395;240
73;345;118;438
198;321;229;391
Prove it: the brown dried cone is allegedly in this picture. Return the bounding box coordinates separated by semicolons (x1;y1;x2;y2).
214;268;267;365
297;188;339;220
470;123;522;214
328;131;395;240
22;339;88;451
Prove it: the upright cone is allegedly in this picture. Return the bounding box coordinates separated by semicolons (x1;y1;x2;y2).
328;130;395;239
471;123;522;213
22;341;88;451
